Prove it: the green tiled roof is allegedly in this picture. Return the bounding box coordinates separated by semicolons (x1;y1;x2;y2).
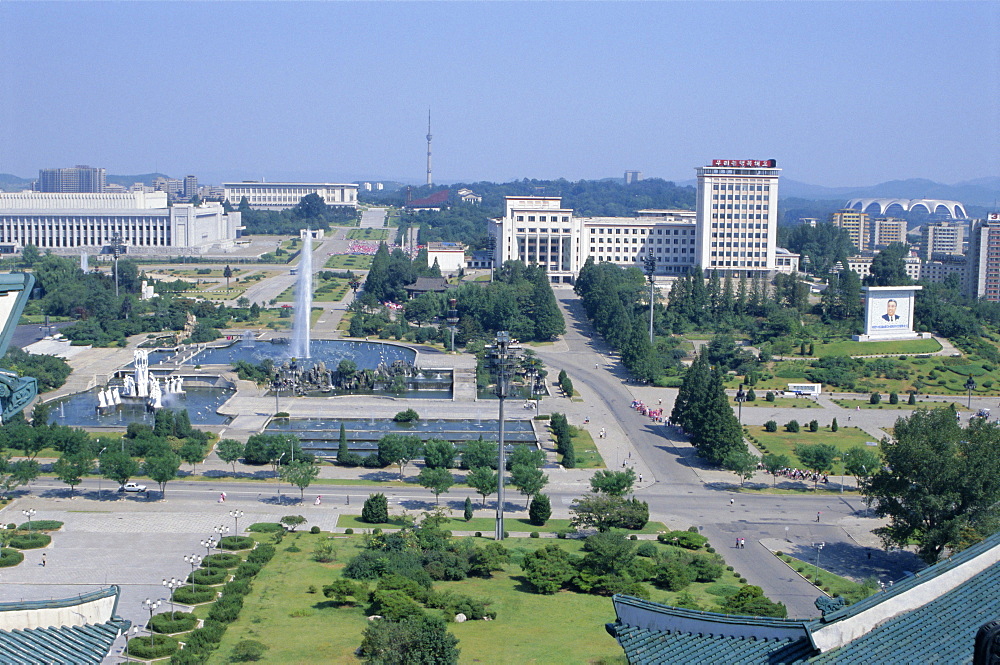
0;587;129;665
0;620;125;665
609;531;1000;664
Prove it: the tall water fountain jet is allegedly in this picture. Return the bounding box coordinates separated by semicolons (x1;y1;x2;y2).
292;232;312;359
80;252;89;273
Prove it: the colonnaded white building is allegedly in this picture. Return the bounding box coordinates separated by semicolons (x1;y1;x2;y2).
222;182;358;210
0;191;241;255
488;160;783;283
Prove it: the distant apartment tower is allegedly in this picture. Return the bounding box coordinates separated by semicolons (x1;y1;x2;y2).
830;209;868;252
871;217;907;249
694;159;780;276
920;221;965;259
624;171;643;185
37;165;106;193
969;214;1000;301
154;177;183;199
183;175;199;199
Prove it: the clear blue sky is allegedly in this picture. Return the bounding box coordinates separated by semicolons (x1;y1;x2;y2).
1;1;997;187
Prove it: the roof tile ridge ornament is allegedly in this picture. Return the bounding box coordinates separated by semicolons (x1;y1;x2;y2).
0;272;37;422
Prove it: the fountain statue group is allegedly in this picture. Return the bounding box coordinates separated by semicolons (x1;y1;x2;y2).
272;358;419;396
98;349;185;413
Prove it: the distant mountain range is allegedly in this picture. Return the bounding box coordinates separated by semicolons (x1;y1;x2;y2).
2;171;998;208
676;176;1000;208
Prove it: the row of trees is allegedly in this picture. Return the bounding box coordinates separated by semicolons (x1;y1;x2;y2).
232;193;359;235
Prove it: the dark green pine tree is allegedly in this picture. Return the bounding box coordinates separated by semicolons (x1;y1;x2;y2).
693;368;748;465
735;276;748;316
337;423;349;463
528;266;566;340
707;269;722;317
671;352;710;432
363;243;392;302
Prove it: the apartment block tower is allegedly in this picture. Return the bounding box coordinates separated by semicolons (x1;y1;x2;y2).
969;214;1000;301
921;220;965;259
830;209;869;252
694;159;780;276
37;165;106;193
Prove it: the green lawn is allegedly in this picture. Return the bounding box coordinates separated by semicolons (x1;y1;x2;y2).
832;398;965;411
775;552;878;602
811;338;942;357
569;426;605;469
732;397;818;409
325;254;374;270
335;515;669;535
276;277;351;302
346;228;390;241
748;426;877;474
204;530;743;664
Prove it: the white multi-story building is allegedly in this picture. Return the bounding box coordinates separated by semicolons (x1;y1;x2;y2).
0;191;240;255
845;253;922;282
694;159;780;276
920;221;965;259
920;253;969;291
223;182;358;210
489;196;698;283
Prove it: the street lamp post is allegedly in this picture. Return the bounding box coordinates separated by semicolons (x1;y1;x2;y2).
815;542;826;569
966;377;976;409
162;578;181;616
643;250;656;344
229;509;244;536
141;598;161;647
124;624;139;662
490;331;518;541
98;446;107;498
183;554;202;591
735;384;747;425
200;538;216;556
446;299;459;353
21;509;35;532
214;525;230;545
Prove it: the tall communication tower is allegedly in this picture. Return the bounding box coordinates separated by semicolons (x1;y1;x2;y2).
426;110;433;186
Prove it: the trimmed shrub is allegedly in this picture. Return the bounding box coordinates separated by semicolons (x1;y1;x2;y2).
809;420;819;432
223;579;252;597
310;526;320;534
889;392;899;404
230;640;269;662
150;611;198;634
9;533;50;549
189;568;228;585
528;493;552;526
657;531;708;549
181;619;227;653
17;520;63;531
127;634;179;659
247;522;283;533
247;544;276;565
234;562;263;580
345;528;354;535
173;584;217;605
765;392;776;402
0;548;24;567
202;553;241;569
785;420;800;433
361;493;389;524
869;392;881;404
218;535;255;551
636;542;658;558
529;531;540;538
764;420;778;432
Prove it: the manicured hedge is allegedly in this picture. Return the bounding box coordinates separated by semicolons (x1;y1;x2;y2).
17;520;63;531
9;533;50;550
202;553;242;568
0;548;24;568
127;634;179;659
188;568;229;585
150;611;198;634
218;535;255;551
173;584;218;605
246;522;283;533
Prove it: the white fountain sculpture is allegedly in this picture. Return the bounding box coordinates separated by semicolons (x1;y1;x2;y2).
166;375;184;394
111;387;122;405
292;232;312;359
148;376;163;410
123;375;136;396
134;349;150;397
97;390;108;409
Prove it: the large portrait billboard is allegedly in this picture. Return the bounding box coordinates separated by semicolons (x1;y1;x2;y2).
857;286;922;341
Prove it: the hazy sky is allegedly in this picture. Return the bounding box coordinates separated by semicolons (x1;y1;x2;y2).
1;2;997;187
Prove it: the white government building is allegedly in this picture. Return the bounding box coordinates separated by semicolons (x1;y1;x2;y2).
0;191;240;255
489;159;783;283
222;182;358;210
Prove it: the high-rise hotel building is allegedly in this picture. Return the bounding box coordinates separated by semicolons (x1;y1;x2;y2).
694;159;780;276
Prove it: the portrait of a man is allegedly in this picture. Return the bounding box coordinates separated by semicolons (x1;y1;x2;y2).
881;299;901;322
